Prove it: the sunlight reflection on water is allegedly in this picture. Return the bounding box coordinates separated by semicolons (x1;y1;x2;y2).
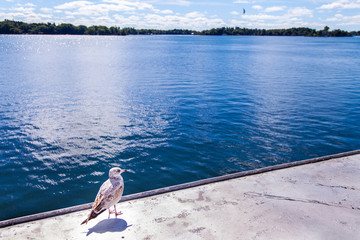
0;35;360;220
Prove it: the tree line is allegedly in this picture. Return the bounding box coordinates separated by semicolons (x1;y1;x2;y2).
1;20;359;37
201;26;358;37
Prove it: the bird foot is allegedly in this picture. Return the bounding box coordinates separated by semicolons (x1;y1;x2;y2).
109;205;123;216
109;210;123;216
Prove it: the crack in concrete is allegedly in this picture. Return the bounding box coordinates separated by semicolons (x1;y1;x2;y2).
154;210;191;224
316;183;359;191
244;192;360;211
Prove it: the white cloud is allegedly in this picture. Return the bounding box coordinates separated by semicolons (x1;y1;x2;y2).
185;11;204;18
140;13;225;30
21;3;36;7
64;4;119;16
70;15;115;26
102;0;162;11
337;14;360;26
242;13;280;21
55;1;168;20
233;0;260;3
113;14;141;27
101;0;124;3
237;6;314;29
265;6;286;12
231;15;322;29
318;0;360;9
2;0;359;31
326;13;344;21
40;8;53;13
55;0;167;19
233;0;250;3
54;1;93;10
131;2;155;11
325;13;360;25
164;0;192;6
177;0;192;6
0;10;53;23
288;7;313;17
319;2;343;9
10;7;36;14
93;15;116;25
158;9;174;14
252;5;263;10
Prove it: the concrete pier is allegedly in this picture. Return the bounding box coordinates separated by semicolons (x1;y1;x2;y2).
1;151;360;239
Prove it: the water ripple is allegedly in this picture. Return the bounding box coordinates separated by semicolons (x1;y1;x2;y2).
1;35;360;220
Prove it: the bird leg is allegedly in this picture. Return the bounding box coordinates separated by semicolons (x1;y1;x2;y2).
108;205;123;216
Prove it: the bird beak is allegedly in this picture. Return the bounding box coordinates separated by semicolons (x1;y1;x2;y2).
121;169;127;173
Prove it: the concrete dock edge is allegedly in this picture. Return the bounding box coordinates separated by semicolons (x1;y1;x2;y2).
1;149;360;228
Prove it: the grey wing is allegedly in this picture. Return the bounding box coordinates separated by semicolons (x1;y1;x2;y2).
113;184;124;203
92;194;106;213
92;180;113;212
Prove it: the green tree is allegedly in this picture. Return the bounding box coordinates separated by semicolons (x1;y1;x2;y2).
56;23;77;34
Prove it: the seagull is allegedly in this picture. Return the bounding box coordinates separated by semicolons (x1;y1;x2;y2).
81;167;127;225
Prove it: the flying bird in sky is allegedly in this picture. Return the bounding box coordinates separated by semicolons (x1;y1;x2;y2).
81;167;127;225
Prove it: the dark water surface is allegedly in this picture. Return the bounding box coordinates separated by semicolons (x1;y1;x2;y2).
1;35;360;220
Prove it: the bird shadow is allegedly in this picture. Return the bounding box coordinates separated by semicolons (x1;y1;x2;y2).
86;218;132;236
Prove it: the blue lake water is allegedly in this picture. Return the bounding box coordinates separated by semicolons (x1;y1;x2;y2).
1;35;360;221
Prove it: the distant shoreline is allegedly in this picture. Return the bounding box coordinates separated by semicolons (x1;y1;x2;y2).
1;20;359;37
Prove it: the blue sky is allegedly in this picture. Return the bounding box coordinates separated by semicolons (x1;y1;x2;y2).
1;0;360;30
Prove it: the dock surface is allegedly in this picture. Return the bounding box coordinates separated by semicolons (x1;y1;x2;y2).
1;153;360;239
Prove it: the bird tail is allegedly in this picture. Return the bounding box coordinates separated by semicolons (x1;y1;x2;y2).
81;209;105;225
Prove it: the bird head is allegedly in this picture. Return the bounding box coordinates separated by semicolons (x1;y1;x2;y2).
109;167;127;179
